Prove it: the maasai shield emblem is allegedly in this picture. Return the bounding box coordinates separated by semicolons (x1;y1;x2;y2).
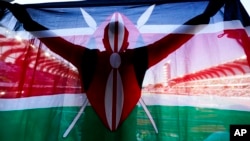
85;12;143;131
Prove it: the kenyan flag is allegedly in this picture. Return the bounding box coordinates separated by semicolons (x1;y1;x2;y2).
1;0;250;141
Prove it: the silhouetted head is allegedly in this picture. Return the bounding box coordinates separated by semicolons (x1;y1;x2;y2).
102;21;129;52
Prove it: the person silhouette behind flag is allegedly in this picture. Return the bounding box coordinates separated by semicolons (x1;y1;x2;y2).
1;0;225;131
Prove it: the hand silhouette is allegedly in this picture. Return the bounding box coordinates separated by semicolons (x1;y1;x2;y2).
6;3;33;24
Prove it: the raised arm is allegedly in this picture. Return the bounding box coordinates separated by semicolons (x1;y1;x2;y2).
146;0;225;68
3;2;87;66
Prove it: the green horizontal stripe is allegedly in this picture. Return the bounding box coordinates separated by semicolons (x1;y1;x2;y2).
0;106;250;141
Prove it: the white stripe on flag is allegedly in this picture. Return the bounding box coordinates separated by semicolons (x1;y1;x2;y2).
1;93;250;112
16;20;246;39
0;94;85;111
142;94;250;112
139;20;245;34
